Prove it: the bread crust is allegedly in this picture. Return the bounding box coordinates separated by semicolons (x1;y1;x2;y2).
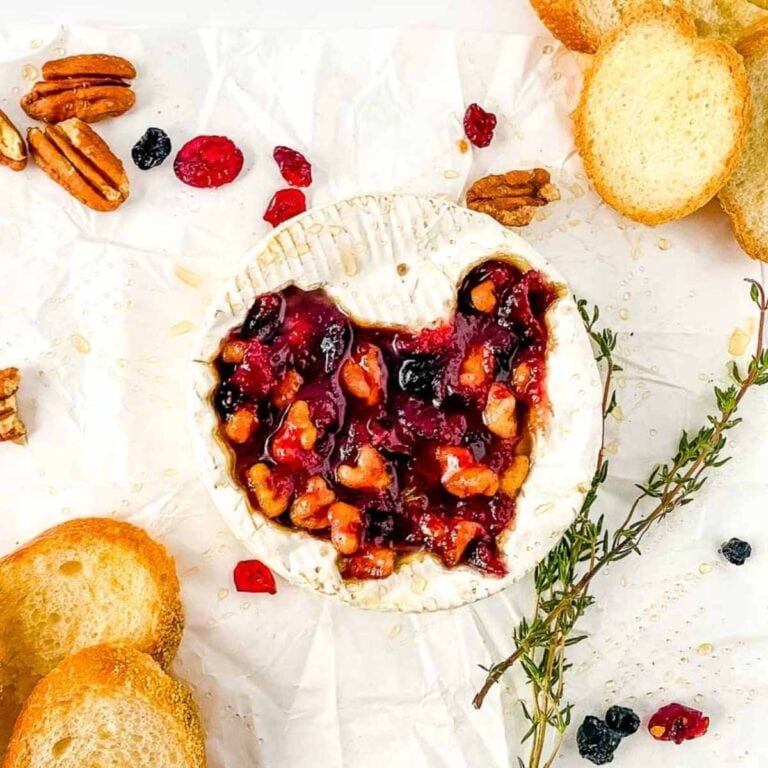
718;20;768;261
574;2;752;225
0;517;183;669
529;0;602;52
3;645;206;768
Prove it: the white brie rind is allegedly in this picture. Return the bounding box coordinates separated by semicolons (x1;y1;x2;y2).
191;194;602;612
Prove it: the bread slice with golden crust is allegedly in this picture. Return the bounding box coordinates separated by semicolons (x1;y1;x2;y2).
3;645;206;768
719;20;768;261
530;0;767;53
0;518;183;756
574;3;751;225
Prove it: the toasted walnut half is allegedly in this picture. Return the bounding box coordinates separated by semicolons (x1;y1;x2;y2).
337;445;392;492
0;110;26;171
466;168;560;227
247;463;294;518
501;456;530;498
436;446;499;499
290;476;335;530
329;502;363;554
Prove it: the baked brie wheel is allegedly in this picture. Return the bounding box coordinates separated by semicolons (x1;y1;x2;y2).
193;194;602;611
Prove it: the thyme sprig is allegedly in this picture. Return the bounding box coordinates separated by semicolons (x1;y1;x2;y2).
473;280;768;768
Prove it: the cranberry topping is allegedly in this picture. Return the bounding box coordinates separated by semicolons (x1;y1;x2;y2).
233;559;277;594
173;135;244;188
463;103;497;148
273;146;313;187
213;260;558;579
648;703;710;744
264;188;307;227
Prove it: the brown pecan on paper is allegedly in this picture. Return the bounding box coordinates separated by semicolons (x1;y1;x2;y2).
28;118;130;212
466;169;560;226
0;368;26;445
0;109;26;171
21;54;136;124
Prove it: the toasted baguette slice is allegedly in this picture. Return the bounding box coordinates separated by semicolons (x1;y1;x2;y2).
574;3;751;225
0;518;183;755
530;0;767;53
719;21;768;261
3;645;206;768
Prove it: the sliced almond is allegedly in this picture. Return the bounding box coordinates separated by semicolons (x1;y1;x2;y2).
0;109;27;171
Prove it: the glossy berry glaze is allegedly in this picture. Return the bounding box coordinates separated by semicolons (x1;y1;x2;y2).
212;260;559;580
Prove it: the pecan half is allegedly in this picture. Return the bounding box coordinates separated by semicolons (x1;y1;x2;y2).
22;54;136;124
466;169;560;226
0;368;26;445
0;110;26;171
28;118;129;212
42;54;136;81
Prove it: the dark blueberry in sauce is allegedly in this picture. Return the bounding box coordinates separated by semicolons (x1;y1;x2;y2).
398;355;441;399
242;293;285;341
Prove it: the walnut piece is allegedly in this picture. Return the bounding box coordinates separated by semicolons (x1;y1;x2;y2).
0;368;27;445
466;168;560;226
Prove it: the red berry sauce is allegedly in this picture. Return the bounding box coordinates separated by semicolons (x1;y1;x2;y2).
273;146;312;187
174;135;244;188
212;260;558;580
263;188;307;227
648;703;710;744
463;103;497;148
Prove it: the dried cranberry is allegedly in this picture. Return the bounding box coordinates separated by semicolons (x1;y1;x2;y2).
395;398;466;443
648;703;709;744
273;146;312;187
174;135;244;188
132;127;172;170
463;103;497;148
242;293;285;341
264;188;307;227
230;341;277;398
395;324;453;355
233;559;277;594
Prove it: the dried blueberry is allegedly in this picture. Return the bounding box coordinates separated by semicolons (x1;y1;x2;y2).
398;356;440;399
577;716;621;765
242;293;285;341
719;537;752;565
319;321;350;374
605;706;640;737
214;382;243;419
131;127;172;170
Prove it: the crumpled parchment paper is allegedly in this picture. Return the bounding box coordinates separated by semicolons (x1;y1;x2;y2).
0;24;766;768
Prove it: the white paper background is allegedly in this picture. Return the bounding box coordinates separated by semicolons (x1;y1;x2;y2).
0;22;766;768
